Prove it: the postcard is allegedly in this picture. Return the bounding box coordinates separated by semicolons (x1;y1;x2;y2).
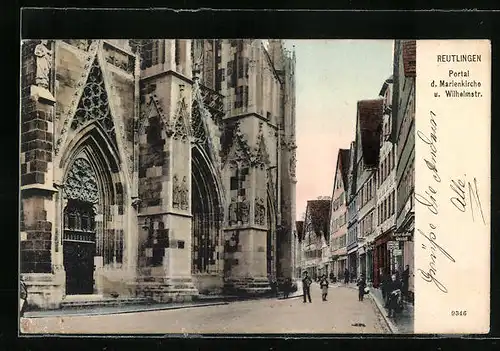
19;38;490;335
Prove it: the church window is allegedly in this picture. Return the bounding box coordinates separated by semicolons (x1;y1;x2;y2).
140;40;164;69
115;230;124;264
175;40;181;67
230;176;239;190
235;86;243;109
71;60;116;143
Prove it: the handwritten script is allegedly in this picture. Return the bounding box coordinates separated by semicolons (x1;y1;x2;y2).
450;176;486;225
415;110;456;294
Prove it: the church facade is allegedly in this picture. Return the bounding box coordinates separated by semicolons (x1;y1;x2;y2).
20;39;297;309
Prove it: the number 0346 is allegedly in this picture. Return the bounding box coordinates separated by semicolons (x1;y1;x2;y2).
451;311;467;316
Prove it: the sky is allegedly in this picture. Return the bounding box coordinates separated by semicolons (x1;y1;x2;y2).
283;40;394;221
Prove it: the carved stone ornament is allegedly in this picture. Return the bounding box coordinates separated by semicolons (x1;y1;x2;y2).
192;39;204;73
34;40;52;89
254;197;266;225
172;175;181;209
226;124;252;167
289;150;297;178
180;176;189;210
237;197;250;224
191;82;208;145
253;123;269;169
228;197;237;225
131;197;142;209
63;158;99;204
55;41;100;156
70;59;117;144
172;86;190;142
63;39;91;51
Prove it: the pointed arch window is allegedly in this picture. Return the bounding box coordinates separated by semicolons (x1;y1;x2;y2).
140;40;165;69
71;60;117;145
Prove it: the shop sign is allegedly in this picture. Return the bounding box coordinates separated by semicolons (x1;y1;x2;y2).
387;241;398;250
394;231;412;241
395;236;410;242
392;249;403;256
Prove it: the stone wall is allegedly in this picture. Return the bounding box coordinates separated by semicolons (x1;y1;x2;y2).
20;40;55;275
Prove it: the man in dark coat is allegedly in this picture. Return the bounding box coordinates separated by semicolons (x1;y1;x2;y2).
302;271;312;303
381;269;391;306
402;265;410;301
344;268;349;284
283;278;292;299
387;274;403;318
357;274;367;301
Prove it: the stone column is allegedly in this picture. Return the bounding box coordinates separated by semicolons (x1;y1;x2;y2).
20;77;62;308
160;80;198;302
163;40;176;72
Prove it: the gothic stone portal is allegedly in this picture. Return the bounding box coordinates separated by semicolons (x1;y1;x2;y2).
63;158;99;295
63;200;96;295
191;147;222;276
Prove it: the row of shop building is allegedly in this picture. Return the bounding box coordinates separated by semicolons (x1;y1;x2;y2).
294;40;416;303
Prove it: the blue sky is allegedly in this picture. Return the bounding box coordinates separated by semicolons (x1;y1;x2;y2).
283;40;394;220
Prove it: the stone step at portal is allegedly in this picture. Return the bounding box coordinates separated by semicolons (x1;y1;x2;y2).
60;296;152;309
134;276;199;303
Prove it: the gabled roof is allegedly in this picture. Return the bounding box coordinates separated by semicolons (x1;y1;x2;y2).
331;148;350;200
345;141;357;197
378;76;394;97
339;149;350;187
357;99;384;168
402;40;416;77
306;199;331;240
296;221;304;242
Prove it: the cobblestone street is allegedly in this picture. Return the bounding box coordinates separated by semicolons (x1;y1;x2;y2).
21;285;389;334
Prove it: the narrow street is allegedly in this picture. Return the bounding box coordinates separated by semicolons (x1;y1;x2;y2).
21;285;389;334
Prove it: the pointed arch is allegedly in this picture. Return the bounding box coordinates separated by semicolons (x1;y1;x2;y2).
139;95;167;135
191;145;225;274
60;124;127;294
55;40;100;157
266;185;277;281
173;89;192;142
70;58;118;153
254;125;270;169
223;126;253;169
59;122;121;173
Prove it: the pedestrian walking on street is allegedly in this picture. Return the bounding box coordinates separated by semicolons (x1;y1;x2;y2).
302;271;312;303
402;265;410;302
319;274;329;301
357;274;367;302
270;278;278;297
329;271;335;283
20;277;28;317
283;277;292;299
381;269;390;307
344;268;349;284
387;274;403;318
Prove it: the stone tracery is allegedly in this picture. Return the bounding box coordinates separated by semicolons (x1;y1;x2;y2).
55;41;100;156
253;123;270;169
224;124;253;167
63;157;99;204
172;86;191;142
254;197;266;225
70;59;117;145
